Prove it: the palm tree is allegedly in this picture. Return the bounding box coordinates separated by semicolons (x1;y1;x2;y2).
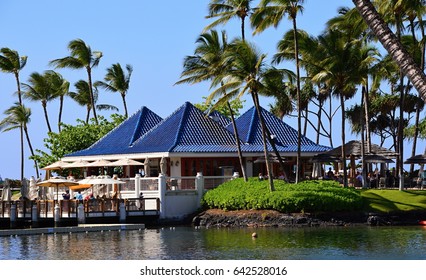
251;0;304;183
352;0;426;100
21;71;56;133
204;0;254;40
94;63;133;118
212;39;275;190
45;71;70;132
311;30;372;187
0;103;39;180
49;39;102;124
175;30;248;181
70;80;118;124
0;48;27;105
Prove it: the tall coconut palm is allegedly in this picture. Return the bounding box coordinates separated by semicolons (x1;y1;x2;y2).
70;80;118;124
175;30;248;181
0;48;27;105
212;39;275;190
311;30;372;187
21;71;56;133
251;0;304;183
49;39;102;124
94;63;133;118
0;103;39;180
204;0;254;40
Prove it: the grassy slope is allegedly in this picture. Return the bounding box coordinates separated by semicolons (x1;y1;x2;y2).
360;189;426;213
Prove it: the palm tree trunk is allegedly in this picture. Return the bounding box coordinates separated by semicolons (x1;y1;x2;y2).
58;96;64;132
42;104;52;133
227;101;247;181
352;0;426;99
121;93;129;118
252;93;274;191
24;126;39;178
20;125;24;183
293;17;302;184
340;94;348;188
410;19;425;173
87;68;98;124
15;73;23;105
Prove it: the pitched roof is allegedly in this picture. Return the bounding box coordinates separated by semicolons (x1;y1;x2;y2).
228;106;330;153
67;106;162;156
128;102;238;153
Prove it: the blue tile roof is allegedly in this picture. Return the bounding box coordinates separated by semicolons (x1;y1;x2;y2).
66;106;163;156
65;102;330;157
228;106;330;153
128;102;238;153
207;110;231;127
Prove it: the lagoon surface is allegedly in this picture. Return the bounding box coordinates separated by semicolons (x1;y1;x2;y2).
1;225;426;260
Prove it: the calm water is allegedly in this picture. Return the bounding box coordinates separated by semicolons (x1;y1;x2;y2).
1;225;426;260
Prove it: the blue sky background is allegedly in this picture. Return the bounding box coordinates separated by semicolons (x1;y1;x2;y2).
0;0;419;180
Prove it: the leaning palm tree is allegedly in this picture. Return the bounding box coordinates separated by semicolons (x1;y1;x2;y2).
251;0;304;183
70;80;118;124
0;103;39;180
352;0;426;99
213;39;275;190
175;30;248;181
21;71;56;133
0;48;27;105
204;0;254;40
49;39;102;124
94;63;133;118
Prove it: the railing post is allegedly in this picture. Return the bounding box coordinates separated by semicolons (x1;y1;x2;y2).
10;203;17;228
77;203;85;224
135;173;141;198
31;203;39;227
119;201;126;223
196;172;204;208
54;203;60;227
158;173;167;219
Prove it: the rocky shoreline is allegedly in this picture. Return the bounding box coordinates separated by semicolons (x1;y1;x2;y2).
191;209;426;228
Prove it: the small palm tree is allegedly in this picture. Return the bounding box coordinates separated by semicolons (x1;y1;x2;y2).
176;30;248;181
0;48;27;105
204;0;254;40
22;71;56;133
50;39;102;124
70;80;118;124
94;63;133;118
214;39;275;190
45;71;70;132
0;103;39;180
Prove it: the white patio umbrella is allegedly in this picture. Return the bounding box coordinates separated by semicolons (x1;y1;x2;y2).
62;160;91;168
41;160;73;170
78;175;125;197
106;158;143;166
85;159;111;167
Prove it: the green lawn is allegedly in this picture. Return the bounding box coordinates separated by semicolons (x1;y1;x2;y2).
360;189;426;213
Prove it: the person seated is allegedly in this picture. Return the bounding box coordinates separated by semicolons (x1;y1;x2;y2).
62;190;70;200
355;172;363;188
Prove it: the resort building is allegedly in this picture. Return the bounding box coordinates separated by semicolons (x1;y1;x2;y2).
62;101;331;181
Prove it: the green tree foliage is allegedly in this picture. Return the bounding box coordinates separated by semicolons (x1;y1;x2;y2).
194;96;244;118
32;114;125;170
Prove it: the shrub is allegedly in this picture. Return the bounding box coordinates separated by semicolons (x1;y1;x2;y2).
201;178;363;213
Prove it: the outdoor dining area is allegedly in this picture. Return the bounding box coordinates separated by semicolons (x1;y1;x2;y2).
310;140;426;190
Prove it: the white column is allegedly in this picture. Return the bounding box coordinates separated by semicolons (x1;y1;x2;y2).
135;173;141;197
77;203;85;224
158;173;167;219
196;172;204;208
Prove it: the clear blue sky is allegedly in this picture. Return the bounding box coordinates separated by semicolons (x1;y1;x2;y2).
1;0;413;180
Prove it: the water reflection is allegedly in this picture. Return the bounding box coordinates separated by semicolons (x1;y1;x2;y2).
1;226;425;260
